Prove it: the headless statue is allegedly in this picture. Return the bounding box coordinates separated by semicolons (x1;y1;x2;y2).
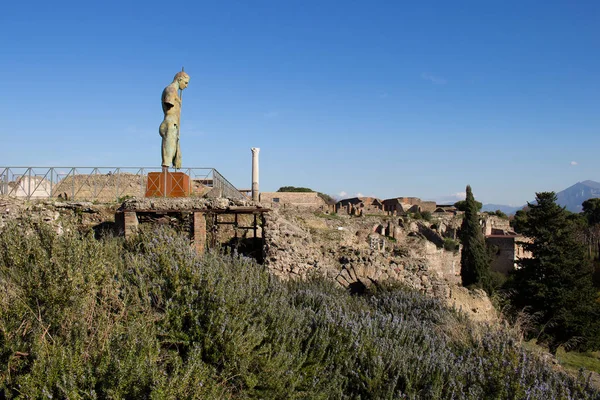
160;71;190;170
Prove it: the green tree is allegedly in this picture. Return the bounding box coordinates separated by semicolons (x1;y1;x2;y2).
277;186;313;192
493;210;508;219
582;198;600;226
459;185;492;294
582;198;600;285
454;199;482;212
510;192;600;355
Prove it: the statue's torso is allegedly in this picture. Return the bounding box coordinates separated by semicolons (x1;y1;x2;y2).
161;84;181;124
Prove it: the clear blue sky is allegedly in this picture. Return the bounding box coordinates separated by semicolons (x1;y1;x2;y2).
1;1;598;205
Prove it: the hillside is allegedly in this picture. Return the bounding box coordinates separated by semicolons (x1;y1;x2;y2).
1;220;598;398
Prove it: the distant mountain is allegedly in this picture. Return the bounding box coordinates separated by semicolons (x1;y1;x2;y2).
555;180;600;213
481;204;523;215
481;180;600;215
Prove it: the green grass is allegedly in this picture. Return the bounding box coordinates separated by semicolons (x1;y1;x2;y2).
558;349;600;374
524;340;600;380
314;211;342;220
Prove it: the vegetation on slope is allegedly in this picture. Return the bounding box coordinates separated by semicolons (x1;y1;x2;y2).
460;185;493;294
508;192;600;355
0;222;598;399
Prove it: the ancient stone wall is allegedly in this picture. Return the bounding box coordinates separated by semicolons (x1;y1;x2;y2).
0;196;118;234
482;215;512;236
420;201;437;213
383;197;437;214
260;192;327;211
336;197;385;215
263;210;462;291
263;208;494;321
486;236;516;274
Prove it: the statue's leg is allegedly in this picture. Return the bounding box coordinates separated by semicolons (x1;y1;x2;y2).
174;138;182;169
161;123;178;167
160;121;168;167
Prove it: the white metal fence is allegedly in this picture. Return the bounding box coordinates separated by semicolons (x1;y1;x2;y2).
0;167;246;202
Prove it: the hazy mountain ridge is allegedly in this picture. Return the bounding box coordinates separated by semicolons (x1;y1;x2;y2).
481;204;523;215
555;180;600;212
482;180;600;215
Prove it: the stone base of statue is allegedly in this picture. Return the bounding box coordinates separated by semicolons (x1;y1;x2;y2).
145;171;191;198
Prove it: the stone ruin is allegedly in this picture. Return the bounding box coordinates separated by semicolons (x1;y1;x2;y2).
115;197;269;260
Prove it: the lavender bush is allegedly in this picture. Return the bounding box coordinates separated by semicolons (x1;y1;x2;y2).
0;222;597;399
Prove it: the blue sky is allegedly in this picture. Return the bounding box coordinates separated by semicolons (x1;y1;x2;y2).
1;1;598;205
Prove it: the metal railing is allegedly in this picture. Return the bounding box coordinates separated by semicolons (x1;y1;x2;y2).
0;167;246;202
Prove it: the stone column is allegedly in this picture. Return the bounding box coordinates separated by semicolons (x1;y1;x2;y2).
193;212;207;254
114;211;138;238
251;147;260;201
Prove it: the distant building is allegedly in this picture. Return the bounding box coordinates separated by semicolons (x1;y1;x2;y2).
434;204;458;214
483;215;532;274
260;192;328;211
382;197;437;215
336;197;385;215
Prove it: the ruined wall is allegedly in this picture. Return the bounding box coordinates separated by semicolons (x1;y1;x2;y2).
263;209;494;321
336;198;385;215
486;235;533;274
260;192;327;211
264;210;462;289
397;197;422;206
0;196;118;234
420;201;437;213
383;198;437;214
515;237;533;260
486;236;516;274
422;241;461;285
482;215;512;236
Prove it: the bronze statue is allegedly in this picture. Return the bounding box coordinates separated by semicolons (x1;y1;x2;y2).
160;71;190;170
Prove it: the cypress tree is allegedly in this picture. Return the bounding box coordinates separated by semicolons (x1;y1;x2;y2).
459;185;492;293
511;192;600;355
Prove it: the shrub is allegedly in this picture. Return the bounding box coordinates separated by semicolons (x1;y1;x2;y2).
0;221;597;398
443;238;459;252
